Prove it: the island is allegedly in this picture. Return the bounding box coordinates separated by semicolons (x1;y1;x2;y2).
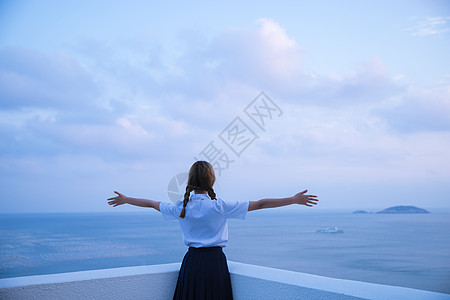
376;206;430;214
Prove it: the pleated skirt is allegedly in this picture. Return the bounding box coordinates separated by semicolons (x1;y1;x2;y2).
173;246;233;300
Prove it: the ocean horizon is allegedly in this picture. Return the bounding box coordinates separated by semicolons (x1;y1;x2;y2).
1;209;449;294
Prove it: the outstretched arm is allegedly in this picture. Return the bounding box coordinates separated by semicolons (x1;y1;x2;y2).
107;191;161;211
248;190;318;211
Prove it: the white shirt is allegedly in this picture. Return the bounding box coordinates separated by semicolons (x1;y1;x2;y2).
159;193;249;248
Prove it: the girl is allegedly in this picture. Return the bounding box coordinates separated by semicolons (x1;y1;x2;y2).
107;161;318;300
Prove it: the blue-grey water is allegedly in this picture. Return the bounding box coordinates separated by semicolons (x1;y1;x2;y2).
1;209;449;294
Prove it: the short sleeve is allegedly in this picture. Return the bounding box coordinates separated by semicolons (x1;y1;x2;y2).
159;201;181;220
217;198;249;220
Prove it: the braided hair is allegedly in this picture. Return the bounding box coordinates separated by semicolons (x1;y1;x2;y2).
179;161;217;218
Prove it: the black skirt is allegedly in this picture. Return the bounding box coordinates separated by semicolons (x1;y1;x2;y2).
173;246;233;300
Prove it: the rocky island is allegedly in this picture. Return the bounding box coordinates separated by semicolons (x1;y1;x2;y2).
376;206;430;214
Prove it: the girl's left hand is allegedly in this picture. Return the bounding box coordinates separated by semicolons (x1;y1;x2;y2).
107;191;127;207
293;190;318;207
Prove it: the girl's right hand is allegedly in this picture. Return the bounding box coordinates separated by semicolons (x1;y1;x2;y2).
107;191;128;207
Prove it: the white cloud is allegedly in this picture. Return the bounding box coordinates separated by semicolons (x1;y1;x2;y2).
170;20;404;107
202;18;304;90
403;16;450;36
375;78;450;132
0;48;99;109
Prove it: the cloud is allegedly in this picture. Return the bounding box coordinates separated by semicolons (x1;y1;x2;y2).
0;45;206;161
403;16;450;36
375;78;450;132
205;18;303;89
0;47;99;109
0;18;438;165
1;18;449;211
0;19;442;160
278;57;405;106
172;19;403;107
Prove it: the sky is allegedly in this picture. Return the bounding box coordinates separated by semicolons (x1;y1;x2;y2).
0;0;449;213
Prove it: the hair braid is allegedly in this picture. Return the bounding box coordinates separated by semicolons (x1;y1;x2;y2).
180;185;193;218
207;187;217;200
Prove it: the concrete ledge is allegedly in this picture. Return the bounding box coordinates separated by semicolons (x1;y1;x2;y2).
1;261;449;300
0;263;181;300
228;261;450;300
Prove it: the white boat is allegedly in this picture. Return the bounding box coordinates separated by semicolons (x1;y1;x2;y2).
315;227;344;234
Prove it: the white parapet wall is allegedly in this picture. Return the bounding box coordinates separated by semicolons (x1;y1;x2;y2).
1;261;449;300
0;263;180;300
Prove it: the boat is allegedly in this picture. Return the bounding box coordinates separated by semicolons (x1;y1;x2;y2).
315;227;343;234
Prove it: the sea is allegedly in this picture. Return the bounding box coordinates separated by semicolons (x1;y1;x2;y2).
1;209;449;294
